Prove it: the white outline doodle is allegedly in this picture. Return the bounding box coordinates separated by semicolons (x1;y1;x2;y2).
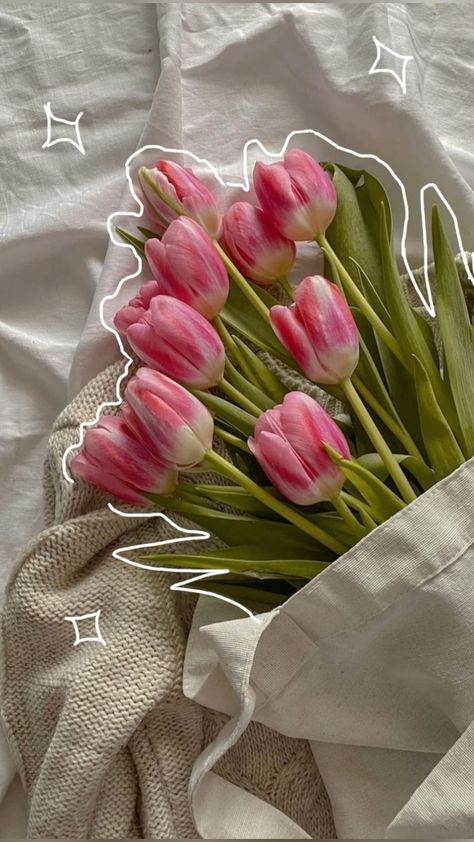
108;504;260;622
60;131;474;618
42;101;85;155
64;609;106;646
368;35;414;95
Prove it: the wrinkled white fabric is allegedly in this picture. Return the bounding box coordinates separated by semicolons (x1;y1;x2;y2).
0;2;159;601
1;1;474;834
184;460;474;839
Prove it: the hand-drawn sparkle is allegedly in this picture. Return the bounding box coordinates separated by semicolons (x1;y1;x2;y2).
42;101;85;155
64;609;106;646
368;36;413;95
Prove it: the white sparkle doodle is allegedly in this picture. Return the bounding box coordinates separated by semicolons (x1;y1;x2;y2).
64;609;106;646
368;36;413;95
42;101;85;155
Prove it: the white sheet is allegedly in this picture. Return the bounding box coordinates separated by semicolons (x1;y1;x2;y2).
1;1;473;833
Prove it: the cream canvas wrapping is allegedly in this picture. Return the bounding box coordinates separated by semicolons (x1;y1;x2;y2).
0;360;334;839
184;458;474;839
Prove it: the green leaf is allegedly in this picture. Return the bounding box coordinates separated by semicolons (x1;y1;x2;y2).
224;360;275;411
221;282;292;363
115;226;145;256
140;547;329;581
306;513;357;546
198;581;288;607
187;484;279;517
149;497;332;556
379;203;460;440
137;225;161;240
190;389;256;437
431;205;474;456
412;355;464;480
350;258;392;329
232;336;288;402
324;445;405;522
357;452;436;491
324;164;392;304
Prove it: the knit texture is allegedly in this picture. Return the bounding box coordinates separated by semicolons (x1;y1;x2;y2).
0;358;335;839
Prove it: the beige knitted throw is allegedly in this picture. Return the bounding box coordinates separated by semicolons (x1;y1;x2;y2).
0;358;335;839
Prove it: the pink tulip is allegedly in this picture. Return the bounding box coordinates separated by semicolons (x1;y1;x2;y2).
126;296;225;389
124;368;214;469
253;149;337;241
138;160;222;238
114;280;160;333
70;415;178;505
221;202;296;285
270;275;359;384
248;392;349;505
145;217;229;319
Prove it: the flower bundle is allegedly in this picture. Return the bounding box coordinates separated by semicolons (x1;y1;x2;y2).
73;149;474;607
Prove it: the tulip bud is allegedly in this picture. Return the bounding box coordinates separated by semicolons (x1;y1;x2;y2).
124;368;214;469
270;275;359;384
248;392;349;505
221;202;296;285
114;280;160;334
126;296;225;389
138;160;222;238
70;415;178;505
253;149;337;241
145;217;229;319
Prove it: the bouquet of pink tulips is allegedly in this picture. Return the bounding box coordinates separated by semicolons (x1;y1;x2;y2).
72;150;474;607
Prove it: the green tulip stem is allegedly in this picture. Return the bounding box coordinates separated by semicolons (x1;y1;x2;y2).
339;490;377;529
352;374;425;462
213;241;271;324
219;378;262;418
316;234;405;365
278;275;295;300
340;377;416;504
331;494;370;540
214;426;251;453
213;316;259;384
205;449;347;555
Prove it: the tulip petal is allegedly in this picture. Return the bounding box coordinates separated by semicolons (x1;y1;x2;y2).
295;276;359;383
270;303;326;381
249;430;321;505
72;453;147;505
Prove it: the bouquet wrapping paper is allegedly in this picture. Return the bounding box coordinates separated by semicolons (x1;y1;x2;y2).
184;457;474;838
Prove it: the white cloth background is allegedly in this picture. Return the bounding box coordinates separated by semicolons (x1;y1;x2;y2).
1;2;473;835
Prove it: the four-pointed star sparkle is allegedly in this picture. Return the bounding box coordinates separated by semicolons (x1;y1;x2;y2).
42;101;85;155
65;609;106;647
368;36;414;95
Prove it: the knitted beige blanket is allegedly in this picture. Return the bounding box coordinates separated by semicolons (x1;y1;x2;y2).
0;359;335;839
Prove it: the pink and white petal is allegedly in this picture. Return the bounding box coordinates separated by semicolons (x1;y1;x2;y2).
270;304;327;381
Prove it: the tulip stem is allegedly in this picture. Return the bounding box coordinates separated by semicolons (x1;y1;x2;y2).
219;378;262;418
205;449;347;555
340;491;378;528
316;234;405;365
213;316;259;384
214;426;251;453
278;275;295;300
213;241;271;324
340;377;416;504
352;373;425;462
331;494;370;540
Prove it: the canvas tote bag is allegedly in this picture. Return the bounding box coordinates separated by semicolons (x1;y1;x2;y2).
183;458;474;839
